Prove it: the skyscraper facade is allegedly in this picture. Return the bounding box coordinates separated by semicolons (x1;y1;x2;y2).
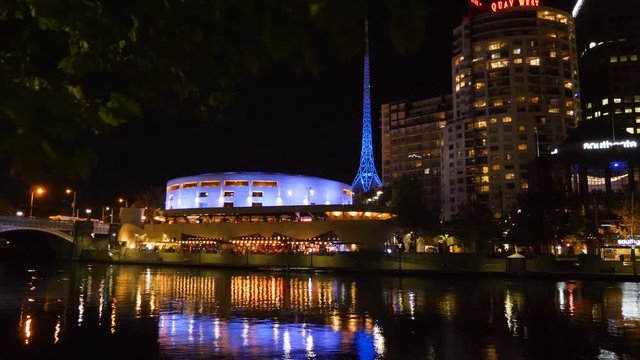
442;2;581;220
574;0;640;136
381;95;453;212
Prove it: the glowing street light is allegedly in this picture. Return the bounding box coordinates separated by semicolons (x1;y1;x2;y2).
118;198;128;208
102;206;110;223
85;209;92;220
16;211;24;217
29;187;45;218
65;188;77;217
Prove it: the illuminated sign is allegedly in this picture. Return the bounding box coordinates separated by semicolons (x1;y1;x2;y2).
617;239;640;247
582;140;638;150
472;0;541;13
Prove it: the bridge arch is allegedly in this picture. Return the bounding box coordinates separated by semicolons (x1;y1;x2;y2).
0;226;74;243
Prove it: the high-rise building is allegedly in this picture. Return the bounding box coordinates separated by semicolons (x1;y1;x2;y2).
573;0;640;136
381;95;452;212
442;1;581;220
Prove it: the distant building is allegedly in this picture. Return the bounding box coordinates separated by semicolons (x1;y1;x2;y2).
165;172;353;210
442;1;581;220
380;95;453;212
574;0;640;136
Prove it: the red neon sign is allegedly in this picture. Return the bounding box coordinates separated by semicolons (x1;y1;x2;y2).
472;0;541;13
490;0;540;12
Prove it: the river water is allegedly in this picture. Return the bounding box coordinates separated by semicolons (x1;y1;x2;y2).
0;262;639;359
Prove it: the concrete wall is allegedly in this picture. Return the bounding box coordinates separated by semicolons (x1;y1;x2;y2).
143;220;398;251
80;249;640;277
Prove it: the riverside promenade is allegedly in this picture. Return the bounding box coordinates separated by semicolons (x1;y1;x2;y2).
80;249;640;279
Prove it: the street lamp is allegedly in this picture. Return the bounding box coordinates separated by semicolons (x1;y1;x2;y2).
29;187;45;218
65;189;77;218
102;206;111;223
118;198;128;208
85;208;92;220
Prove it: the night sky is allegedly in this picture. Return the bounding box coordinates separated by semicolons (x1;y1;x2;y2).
2;0;576;212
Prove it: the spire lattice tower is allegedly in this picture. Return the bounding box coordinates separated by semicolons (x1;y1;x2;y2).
352;20;383;193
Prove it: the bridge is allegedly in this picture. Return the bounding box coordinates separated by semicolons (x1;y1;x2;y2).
0;216;111;243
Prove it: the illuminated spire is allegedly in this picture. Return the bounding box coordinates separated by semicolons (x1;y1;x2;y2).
572;0;585;18
352;20;383;193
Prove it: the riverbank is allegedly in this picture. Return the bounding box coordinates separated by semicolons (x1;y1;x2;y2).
78;249;640;279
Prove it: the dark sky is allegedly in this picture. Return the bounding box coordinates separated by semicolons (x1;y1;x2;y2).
4;0;575;212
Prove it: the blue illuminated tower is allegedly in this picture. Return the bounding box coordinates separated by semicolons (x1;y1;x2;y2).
352;20;383;193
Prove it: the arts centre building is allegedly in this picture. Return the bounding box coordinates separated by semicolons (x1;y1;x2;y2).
121;172;397;253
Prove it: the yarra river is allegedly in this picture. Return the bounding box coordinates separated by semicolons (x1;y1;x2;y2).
1;263;639;359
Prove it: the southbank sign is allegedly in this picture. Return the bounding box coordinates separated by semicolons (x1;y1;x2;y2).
617;239;640;247
470;0;541;12
582;140;638;150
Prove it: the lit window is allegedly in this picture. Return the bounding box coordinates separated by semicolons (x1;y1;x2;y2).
223;191;235;197
610;56;618;63
200;180;221;187
474;100;487;108
518;125;526;132
529;58;540;66
513;48;521;55
531;97;540;103
482;166;489;174
586;102;592;109
602;98;609;105
252;180;278;187
492;164;501;171
521;182;529;190
182;182;197;189
518;144;528;150
514;58;523;64
475;82;485;90
490;60;508;69
614;98;622;104
549;108;559;113
492;99;503;107
626;108;633;114
505;154;513;161
549;50;557;58
505;173;515;180
626;127;635;134
631;55;638;61
503;116;512;123
476;120;487;128
564;82;572;89
620;56;628;62
480;185;490;193
488;42;503;51
224;180;249;186
481;176;489;183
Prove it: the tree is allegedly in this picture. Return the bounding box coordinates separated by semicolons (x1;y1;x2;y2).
131;186;165;223
389;176;439;236
611;202;640;239
0;0;431;182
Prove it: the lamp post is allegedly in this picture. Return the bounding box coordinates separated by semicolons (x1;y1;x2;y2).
65;189;77;218
85;208;92;220
102;206;111;223
29;187;45;218
118;197;128;208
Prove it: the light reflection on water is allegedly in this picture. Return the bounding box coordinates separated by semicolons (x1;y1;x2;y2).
1;263;640;359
